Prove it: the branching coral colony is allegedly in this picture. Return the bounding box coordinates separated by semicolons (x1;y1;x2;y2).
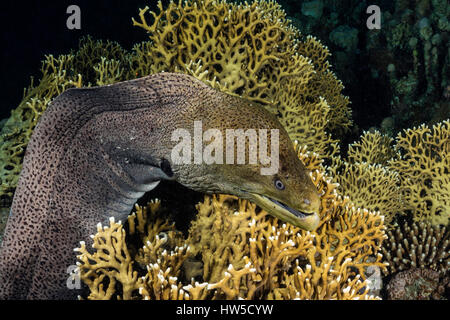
131;0;351;155
0;0;448;300
75;148;386;300
329;120;450;227
329;121;449;299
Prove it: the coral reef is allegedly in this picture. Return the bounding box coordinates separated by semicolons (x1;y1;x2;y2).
280;0;449;134
0;118;7;132
132;0;352;153
71;36;132;85
345;130;397;165
329;25;359;52
0;0;352;205
0;0;448;300
379;0;450;129
386;268;448;300
300;0;324;20
328;158;403;226
389;120;449;226
327;120;449;228
324;120;449;300
75;148;387;300
327;130;404;226
76;199;189;300
76;218;144;300
381;220;449;275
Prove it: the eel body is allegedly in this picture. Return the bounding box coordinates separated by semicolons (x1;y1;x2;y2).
0;73;320;299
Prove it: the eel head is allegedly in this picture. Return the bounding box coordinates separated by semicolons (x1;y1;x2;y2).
228;154;321;231
178;140;321;231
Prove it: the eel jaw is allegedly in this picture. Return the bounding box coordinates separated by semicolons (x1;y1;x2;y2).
249;193;320;231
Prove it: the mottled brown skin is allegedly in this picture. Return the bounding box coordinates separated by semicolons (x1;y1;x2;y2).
0;73;320;299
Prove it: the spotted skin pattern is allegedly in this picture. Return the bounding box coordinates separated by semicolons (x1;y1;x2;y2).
0;73;319;299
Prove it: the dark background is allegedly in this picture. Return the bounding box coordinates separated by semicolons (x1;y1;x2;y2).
0;0;159;121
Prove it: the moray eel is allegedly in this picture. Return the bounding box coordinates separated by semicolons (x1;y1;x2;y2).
0;73;320;299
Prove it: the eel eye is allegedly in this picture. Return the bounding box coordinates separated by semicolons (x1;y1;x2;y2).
274;179;285;190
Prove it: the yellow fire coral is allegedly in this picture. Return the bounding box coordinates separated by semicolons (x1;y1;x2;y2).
76;199;189;300
132;0;352;156
75;148;386;300
328;159;404;226
187;194;315;299
72;36;131;85
76;218;143;300
327;120;450;227
0;54;82;200
327;131;405;226
346;130;397;165
388;120;450;226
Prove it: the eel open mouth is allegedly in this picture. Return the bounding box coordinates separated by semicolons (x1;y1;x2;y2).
262;196;313;219
248;192;320;231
